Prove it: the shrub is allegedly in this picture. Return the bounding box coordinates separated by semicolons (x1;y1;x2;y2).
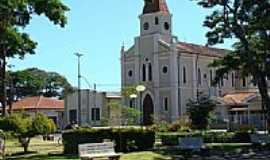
187;95;216;130
159;131;251;146
62;127;155;154
149;121;169;132
0;112;56;153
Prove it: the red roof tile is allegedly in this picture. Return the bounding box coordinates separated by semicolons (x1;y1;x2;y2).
177;42;229;57
221;92;257;105
11;96;64;111
143;0;170;14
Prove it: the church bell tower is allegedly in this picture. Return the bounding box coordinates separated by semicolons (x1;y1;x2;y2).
140;0;172;38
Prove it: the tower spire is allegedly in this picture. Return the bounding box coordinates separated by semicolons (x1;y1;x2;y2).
143;0;169;14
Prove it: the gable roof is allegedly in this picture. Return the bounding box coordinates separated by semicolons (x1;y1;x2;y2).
177;42;229;57
11;96;64;111
220;92;258;106
143;0;170;15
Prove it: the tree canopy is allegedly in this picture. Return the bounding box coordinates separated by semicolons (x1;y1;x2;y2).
0;112;56;153
192;0;270;124
7;68;74;101
0;0;69;58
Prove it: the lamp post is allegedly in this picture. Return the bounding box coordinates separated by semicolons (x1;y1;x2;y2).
136;85;146;125
74;52;83;126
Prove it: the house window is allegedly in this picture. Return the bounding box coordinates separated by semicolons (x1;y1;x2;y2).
155;17;159;25
163;97;169;111
210;70;213;86
198;68;201;85
148;63;152;81
232;73;235;87
243;77;247;87
183;67;187;84
91;108;100;121
143;64;146;81
69;109;77;124
221;78;224;87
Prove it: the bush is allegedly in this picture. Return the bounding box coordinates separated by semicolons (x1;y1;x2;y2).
0;112;56;153
159;131;251;146
62;127;155;154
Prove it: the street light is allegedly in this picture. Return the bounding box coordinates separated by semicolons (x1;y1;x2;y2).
74;52;83;126
135;85;146;125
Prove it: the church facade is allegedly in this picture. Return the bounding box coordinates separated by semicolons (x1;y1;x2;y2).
121;0;254;125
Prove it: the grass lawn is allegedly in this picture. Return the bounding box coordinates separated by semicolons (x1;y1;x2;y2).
4;137;171;160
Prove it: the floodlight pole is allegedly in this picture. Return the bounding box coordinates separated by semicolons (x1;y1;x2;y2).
75;52;83;126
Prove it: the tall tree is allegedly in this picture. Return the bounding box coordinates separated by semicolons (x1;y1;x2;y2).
0;0;69;116
8;68;73;104
192;0;270;125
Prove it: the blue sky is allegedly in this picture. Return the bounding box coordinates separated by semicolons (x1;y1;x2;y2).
9;0;233;91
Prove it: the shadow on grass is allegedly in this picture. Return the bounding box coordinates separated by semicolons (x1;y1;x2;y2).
6;154;79;160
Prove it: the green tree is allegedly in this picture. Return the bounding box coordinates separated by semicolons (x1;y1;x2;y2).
192;0;270;125
9;68;73;99
0;112;56;153
187;95;216;130
0;0;69;116
109;102;141;126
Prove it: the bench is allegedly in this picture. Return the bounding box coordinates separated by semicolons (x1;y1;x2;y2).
250;134;270;146
178;137;206;152
79;142;121;160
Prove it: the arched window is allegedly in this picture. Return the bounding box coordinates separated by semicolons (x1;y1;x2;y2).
198;68;201;85
129;100;134;108
183;67;187;84
148;63;152;81
143;64;146;81
155;17;159;25
163;97;169;111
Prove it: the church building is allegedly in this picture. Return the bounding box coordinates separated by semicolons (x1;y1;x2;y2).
121;0;254;125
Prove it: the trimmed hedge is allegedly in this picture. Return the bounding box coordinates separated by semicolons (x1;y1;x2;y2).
159;131;251;146
62;127;155;154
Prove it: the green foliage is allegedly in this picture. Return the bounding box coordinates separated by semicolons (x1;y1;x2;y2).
150;121;169;132
187;95;216;130
0;0;69;58
62;127;155;154
32;113;56;135
8;68;73;99
109;102;141;125
159;131;250;146
0;112;56;153
121;86;138;97
192;0;270;121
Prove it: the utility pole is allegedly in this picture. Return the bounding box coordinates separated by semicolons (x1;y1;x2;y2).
75;52;83;126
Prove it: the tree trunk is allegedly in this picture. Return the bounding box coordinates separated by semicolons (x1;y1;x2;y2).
0;44;6;117
256;73;270;131
19;137;31;153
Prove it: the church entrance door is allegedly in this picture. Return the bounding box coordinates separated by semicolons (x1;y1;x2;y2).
143;94;154;125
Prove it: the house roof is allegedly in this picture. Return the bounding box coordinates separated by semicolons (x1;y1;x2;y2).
177;42;229;57
11;96;64;111
105;92;122;98
143;0;170;15
220;92;258;106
